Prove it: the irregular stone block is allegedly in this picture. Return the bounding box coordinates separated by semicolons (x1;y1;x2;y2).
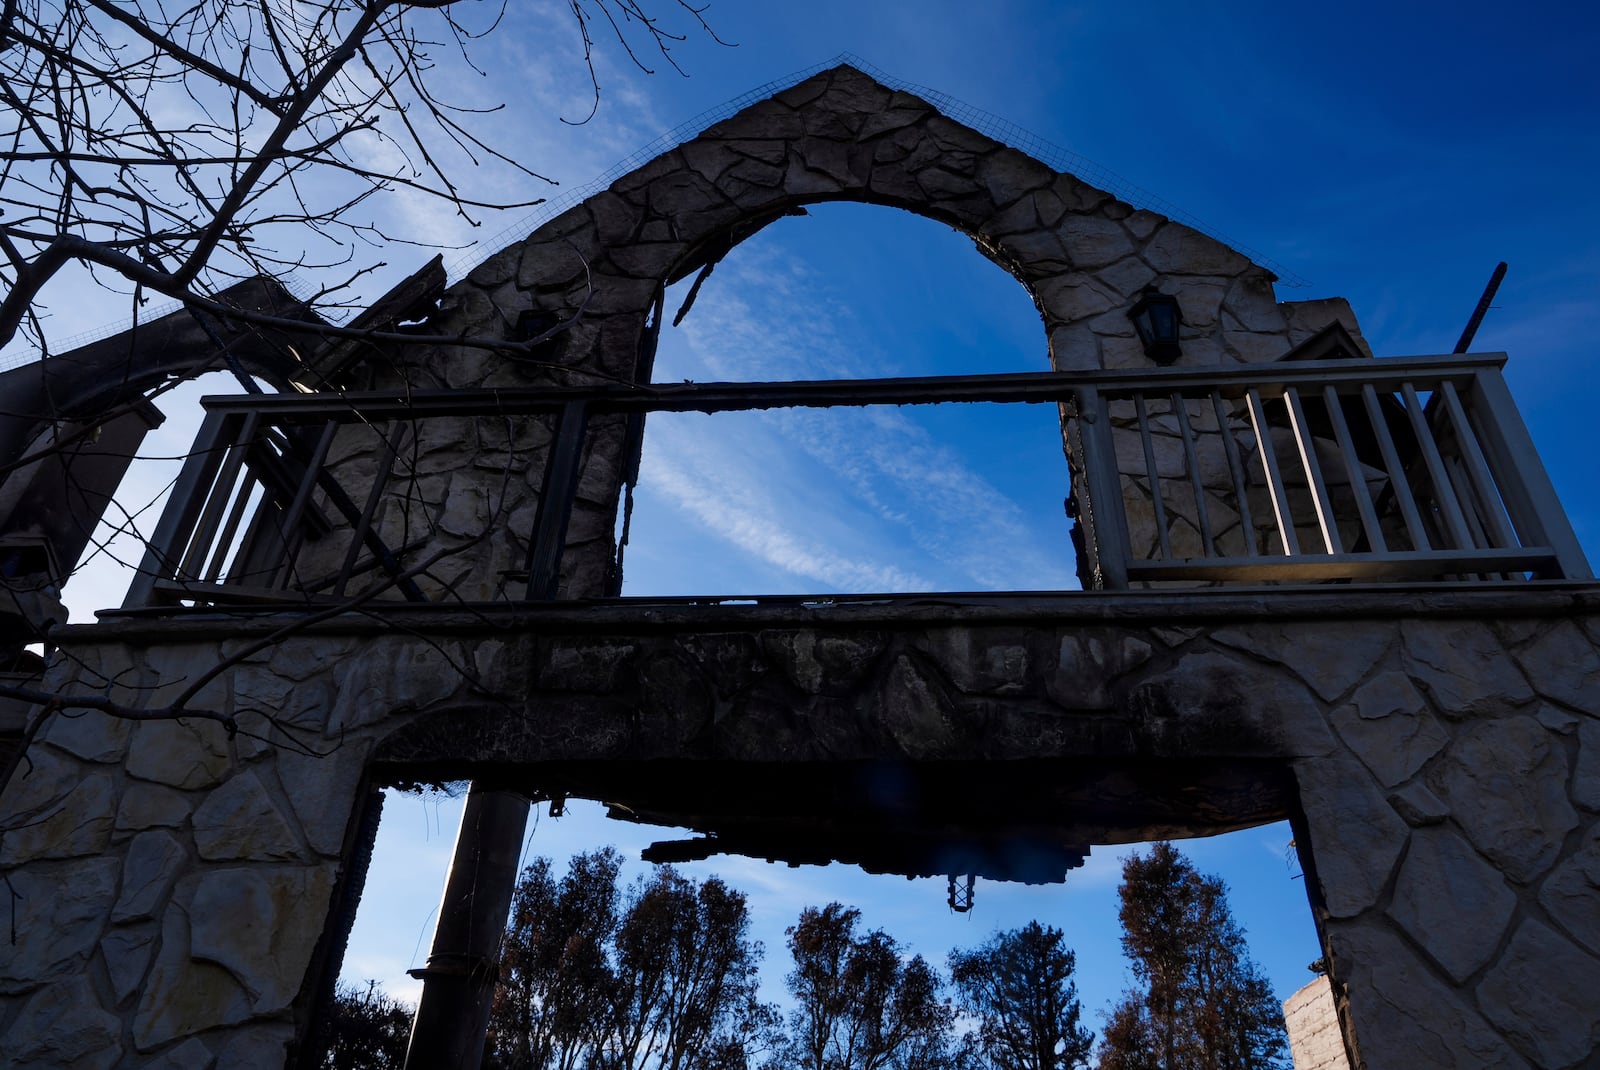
1325;917;1528;1069
1124;648;1333;757
192;771;302;862
1402;619;1533;718
1047;323;1101;372
977;146;1053;205
328;641;464;734
143;1037;214;1070
1033;273;1121;323
3;977;121;1069
1515;620;1600;715
133;907;252;1051
761;631;824;695
924;113;997;157
1213;621;1395;703
115;782;192;834
980;191;1044;238
1478;918;1600;1068
1141;222;1250;276
0;770;115;862
188;865;335;1014
214;1024;294;1068
1538;824;1600;958
0;858;118;993
1049;176;1103;217
0;743;79;822
127;718;232;791
1331;671;1448;787
1294;757;1408;918
919;630;1030;696
877;653;963;760
1387;827;1516;981
1171;279;1230;331
112;829;186;923
1222;272;1287;333
101;924;157;1004
274;743;369;858
996;229;1072;273
38;708;130;763
1536;702;1582;733
1387;782;1449;827
1123;210;1163;241
1438;718;1576;883
1577;719;1600;812
1049;633;1153;709
814;634;885;686
1059;216;1135;270
1096;255;1159;300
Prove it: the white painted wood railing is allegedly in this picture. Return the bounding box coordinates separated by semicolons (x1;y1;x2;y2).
121;352;1591;609
1070;355;1591;587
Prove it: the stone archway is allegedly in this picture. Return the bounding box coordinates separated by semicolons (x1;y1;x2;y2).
0;62;1595;1070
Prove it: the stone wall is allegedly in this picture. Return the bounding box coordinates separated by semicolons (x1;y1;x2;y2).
1;589;1596;1066
275;62;1327;604
2;63;1597;1070
1285;976;1352;1070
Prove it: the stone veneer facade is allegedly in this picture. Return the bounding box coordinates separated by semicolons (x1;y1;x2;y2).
1;65;1598;1068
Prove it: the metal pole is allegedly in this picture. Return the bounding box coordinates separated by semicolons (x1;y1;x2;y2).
1453;261;1508;353
403;786;531;1070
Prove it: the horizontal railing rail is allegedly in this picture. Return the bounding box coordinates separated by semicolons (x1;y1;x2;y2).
124;354;1591;609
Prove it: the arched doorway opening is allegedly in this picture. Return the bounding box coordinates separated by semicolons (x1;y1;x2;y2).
621;201;1082;597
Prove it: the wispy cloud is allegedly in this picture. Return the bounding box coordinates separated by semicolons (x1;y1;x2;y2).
631;238;1078;595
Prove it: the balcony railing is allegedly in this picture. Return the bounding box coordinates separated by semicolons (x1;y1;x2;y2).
122;353;1591;611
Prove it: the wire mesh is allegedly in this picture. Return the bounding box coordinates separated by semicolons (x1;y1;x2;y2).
447;51;1311;289
8;52;1310;374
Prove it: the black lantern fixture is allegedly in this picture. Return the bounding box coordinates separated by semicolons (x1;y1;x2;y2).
1127;287;1183;364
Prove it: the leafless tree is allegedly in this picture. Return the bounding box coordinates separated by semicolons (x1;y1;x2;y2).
0;0;723;354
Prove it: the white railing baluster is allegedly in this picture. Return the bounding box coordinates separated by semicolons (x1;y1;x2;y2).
1438;380;1515;549
1360;383;1431;552
1246;388;1300;555
1134;392;1171;559
1171;392;1216;557
1400;382;1474;550
1211;390;1257;557
1322;385;1386;553
1284;386;1341;554
1466;366;1591;579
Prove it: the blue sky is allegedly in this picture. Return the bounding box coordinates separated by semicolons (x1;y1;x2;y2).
40;0;1600;1045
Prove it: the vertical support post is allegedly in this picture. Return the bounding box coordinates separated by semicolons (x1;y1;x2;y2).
1072;386;1130;589
524;400;589;600
403;786;531;1070
123;409;236;608
1468;366;1593;578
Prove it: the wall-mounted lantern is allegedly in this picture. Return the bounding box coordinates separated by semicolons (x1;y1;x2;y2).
1127;287;1183;364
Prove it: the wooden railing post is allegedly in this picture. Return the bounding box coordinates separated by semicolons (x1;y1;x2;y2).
523;400;590;601
1070;385;1130;590
123;410;235;608
1467;365;1593;579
